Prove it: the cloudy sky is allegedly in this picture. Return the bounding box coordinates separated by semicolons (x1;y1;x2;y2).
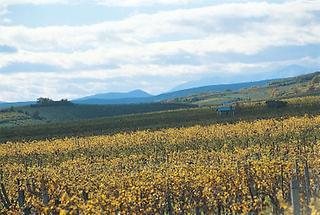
0;0;319;101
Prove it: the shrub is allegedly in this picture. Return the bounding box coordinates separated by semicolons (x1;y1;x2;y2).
265;100;288;108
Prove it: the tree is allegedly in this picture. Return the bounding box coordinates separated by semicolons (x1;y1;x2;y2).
35;98;73;106
37;98;54;105
266;100;288;108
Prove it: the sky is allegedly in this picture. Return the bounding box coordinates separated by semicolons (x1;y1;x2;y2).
0;0;319;102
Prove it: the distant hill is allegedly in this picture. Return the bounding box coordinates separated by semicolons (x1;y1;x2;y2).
76;68;316;105
75;97;152;105
0;101;35;109
2;71;319;107
77;90;152;101
75;80;272;105
154;79;272;101
171;65;315;91
168;71;320;105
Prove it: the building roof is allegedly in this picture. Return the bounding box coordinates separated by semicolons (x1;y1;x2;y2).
217;107;233;111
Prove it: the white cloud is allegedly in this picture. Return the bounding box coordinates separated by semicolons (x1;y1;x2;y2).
0;0;319;101
0;1;319;67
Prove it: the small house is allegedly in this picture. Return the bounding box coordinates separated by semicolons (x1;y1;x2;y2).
216;106;235;116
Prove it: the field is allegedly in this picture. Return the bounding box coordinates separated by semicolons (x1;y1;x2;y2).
0;111;32;126
15;103;197;122
0;103;195;128
1;96;320;214
1;96;320;142
0;114;320;213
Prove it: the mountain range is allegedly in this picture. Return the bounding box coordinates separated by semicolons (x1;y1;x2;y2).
74;79;271;105
0;101;35;108
0;79;271;107
0;67;319;108
171;65;315;91
77;89;152;101
74;90;153;104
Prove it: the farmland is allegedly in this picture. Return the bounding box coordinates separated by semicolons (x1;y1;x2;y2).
0;113;319;213
0;103;196;128
1;94;320;214
1;95;320;142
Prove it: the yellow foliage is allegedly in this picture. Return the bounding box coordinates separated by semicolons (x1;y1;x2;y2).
0;115;320;213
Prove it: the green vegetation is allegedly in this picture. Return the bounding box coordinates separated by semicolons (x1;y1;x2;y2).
1;95;320;143
0;103;196;128
265;100;288;108
15;103;196;122
168;72;320;105
34;97;74;107
0;108;42;127
0;111;30;124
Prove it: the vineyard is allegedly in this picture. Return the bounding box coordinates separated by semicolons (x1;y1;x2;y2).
1;96;320;143
0;115;320;214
